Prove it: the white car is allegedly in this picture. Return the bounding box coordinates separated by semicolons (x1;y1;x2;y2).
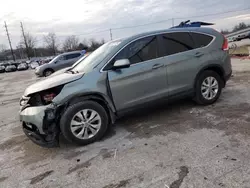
17;63;29;71
30;62;39;69
0;66;5;73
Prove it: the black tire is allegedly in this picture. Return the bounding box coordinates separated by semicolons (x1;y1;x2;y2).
194;70;223;105
43;69;54;77
60;101;109;145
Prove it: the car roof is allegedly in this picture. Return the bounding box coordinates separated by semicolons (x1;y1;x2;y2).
61;51;82;55
110;27;218;54
124;27;216;42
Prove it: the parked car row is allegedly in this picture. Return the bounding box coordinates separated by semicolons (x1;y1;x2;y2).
0;56;54;74
0;62;29;73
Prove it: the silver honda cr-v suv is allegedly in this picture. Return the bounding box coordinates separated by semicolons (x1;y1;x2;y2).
19;27;231;147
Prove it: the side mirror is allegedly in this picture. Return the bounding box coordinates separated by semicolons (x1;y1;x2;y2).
113;59;130;70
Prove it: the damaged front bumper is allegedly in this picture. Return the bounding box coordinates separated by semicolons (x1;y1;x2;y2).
19;104;60;147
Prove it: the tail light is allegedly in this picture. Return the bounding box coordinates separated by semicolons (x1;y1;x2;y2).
222;35;228;51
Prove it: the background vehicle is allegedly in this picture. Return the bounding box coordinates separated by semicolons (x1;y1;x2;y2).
30;61;39;69
20;27;231;147
51;53;91;76
236;33;249;41
0;66;5;73
35;51;84;77
17;63;29;71
5;65;17;72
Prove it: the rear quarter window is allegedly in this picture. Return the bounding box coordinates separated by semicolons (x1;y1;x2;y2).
190;32;213;48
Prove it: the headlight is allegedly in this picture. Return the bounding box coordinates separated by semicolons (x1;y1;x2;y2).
20;97;29;106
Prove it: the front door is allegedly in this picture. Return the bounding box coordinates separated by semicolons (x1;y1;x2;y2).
107;36;168;111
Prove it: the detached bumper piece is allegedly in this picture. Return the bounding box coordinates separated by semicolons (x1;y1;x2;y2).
23;122;59;148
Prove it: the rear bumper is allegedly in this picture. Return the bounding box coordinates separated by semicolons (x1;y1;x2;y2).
20;105;60;147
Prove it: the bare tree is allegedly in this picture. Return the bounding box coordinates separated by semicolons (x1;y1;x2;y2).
221;29;230;34
0;44;6;52
20;33;36;57
77;39;89;50
232;22;248;32
44;33;59;55
63;35;79;52
88;38;105;51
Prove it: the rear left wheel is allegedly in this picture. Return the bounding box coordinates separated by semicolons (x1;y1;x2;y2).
60;101;109;145
194;70;223;105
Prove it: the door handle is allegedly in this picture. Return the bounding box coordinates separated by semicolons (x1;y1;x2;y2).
152;64;164;69
194;52;204;57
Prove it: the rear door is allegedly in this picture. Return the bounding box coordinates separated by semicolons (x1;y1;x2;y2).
158;31;213;96
106;36;168;111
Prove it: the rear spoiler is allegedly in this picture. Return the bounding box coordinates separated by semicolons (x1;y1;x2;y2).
171;20;214;28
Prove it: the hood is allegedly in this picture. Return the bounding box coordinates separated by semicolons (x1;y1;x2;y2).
36;63;48;70
51;67;71;76
24;72;84;96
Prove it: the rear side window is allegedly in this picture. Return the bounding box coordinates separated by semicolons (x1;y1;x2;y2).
160;32;195;57
65;53;81;60
190;32;213;48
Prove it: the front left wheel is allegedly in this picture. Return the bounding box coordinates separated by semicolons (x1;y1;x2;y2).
43;69;54;77
60;101;109;145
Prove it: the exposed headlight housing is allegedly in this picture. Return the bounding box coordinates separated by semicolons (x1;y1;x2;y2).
20;96;30;106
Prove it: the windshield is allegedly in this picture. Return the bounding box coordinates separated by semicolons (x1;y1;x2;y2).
72;40;122;73
49;55;62;64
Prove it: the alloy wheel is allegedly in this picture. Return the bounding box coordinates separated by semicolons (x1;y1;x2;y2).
70;109;101;140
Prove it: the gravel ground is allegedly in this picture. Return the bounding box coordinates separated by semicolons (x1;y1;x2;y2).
1;59;250;188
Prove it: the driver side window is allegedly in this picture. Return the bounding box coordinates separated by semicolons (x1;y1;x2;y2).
104;35;157;70
56;55;65;63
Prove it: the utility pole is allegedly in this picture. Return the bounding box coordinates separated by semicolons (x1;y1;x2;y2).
4;21;15;61
20;22;30;60
172;18;174;27
109;28;113;41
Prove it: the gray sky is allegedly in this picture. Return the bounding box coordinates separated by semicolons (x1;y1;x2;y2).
0;0;249;49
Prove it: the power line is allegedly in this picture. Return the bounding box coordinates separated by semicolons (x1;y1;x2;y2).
112;18;172;30
4;21;15;61
112;7;250;30
175;7;250;20
22;7;250;44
